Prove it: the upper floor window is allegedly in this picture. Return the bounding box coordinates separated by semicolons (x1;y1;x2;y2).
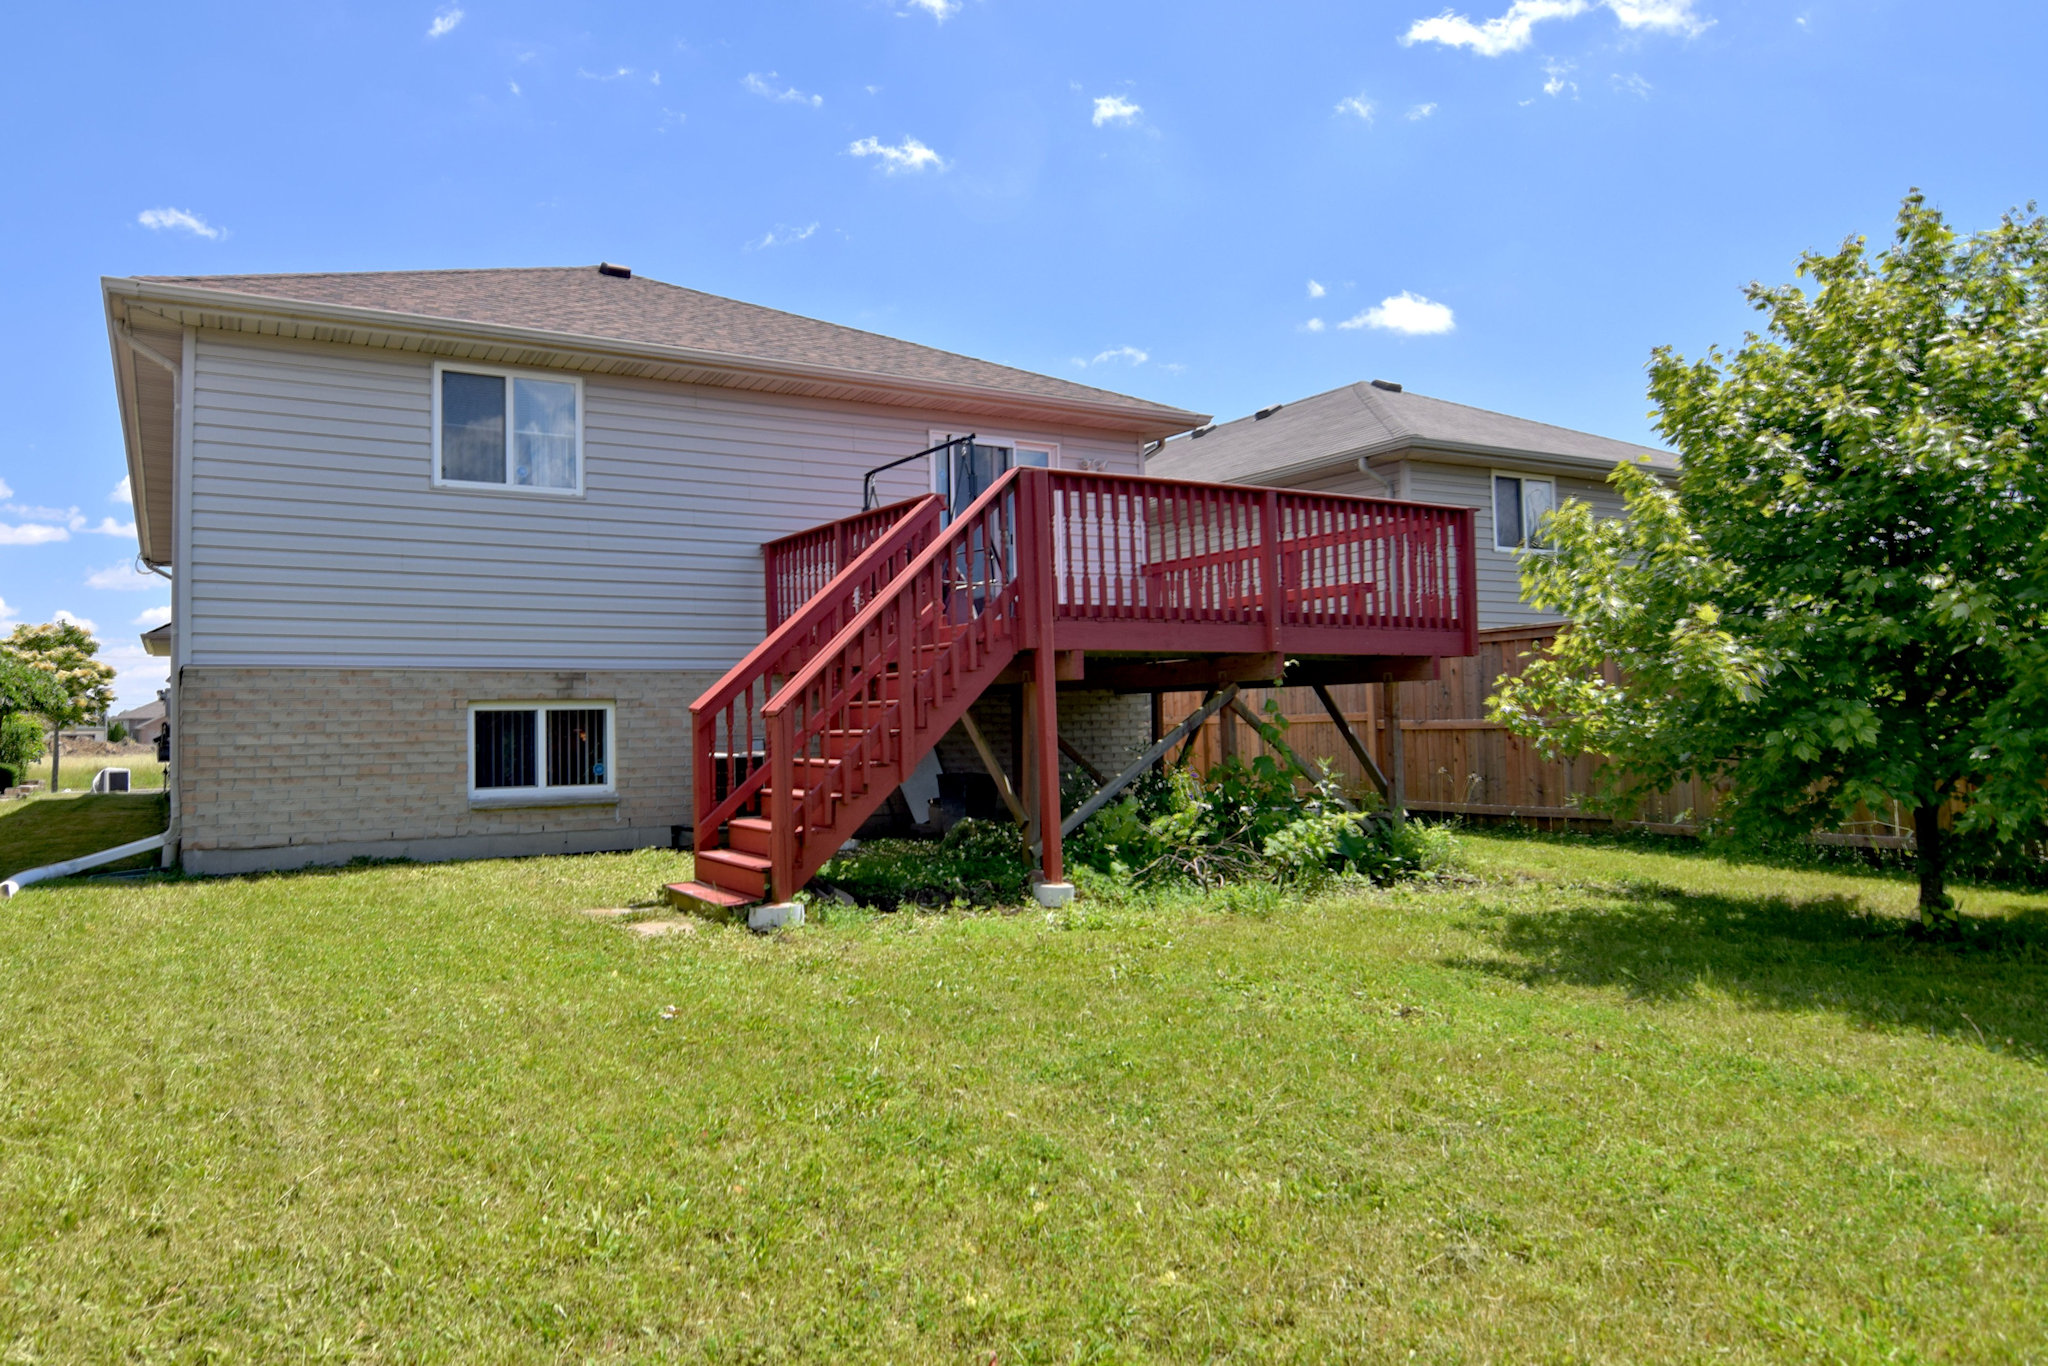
1492;473;1557;552
434;363;583;494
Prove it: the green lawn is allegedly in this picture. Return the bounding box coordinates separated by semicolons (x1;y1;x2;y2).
0;792;169;880
13;753;167;792
0;836;2042;1362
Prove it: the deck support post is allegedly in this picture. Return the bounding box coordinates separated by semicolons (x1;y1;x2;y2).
1025;468;1064;888
1217;700;1239;764
1383;674;1406;827
1311;682;1390;800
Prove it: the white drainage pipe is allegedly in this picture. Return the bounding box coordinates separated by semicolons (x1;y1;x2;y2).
2;832;169;898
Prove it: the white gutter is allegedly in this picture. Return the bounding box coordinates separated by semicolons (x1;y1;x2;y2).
2;832;169;898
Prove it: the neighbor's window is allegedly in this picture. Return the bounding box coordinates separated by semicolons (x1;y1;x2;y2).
1492;474;1558;552
436;364;582;493
469;703;613;796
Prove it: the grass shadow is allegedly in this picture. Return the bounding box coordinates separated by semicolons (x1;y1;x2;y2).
1448;876;2048;1061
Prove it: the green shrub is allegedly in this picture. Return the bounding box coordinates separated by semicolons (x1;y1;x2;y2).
107;721;128;744
814;819;1033;910
0;713;46;770
1066;754;1460;889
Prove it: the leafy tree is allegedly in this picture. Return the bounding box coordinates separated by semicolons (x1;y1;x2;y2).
4;621;118;793
1492;193;2048;926
0;654;63;786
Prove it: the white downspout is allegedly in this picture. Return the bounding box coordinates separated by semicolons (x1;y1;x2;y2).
118;323;187;868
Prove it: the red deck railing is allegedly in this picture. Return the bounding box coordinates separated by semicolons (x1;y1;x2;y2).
1045;471;1474;657
761;496;935;632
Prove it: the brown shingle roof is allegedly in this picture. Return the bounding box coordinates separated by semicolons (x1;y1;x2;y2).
137;265;1202;427
1148;380;1674;483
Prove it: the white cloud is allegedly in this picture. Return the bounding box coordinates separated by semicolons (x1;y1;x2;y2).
1542;58;1578;96
54;609;99;636
1606;0;1710;34
1086;346;1149;366
848;136;947;173
1091;94;1141;127
110;476;130;504
427;7;463;38
1303;318;1327;333
0;596;17;625
0;523;69;546
137;207;224;240
1307;280;1327;299
509;80;522;95
87;517;137;538
743;72;822;107
0;478;12;499
903;0;960;19
132;605;174;628
1407;102;1439;119
746;222;820;250
86;562;161;591
1339;291;1457;335
1335;94;1375;121
577;66;637;82
1400;0;1706;55
1612;71;1653;97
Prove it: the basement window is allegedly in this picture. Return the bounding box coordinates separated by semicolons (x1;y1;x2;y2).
1492;473;1557;553
434;362;584;494
469;702;615;802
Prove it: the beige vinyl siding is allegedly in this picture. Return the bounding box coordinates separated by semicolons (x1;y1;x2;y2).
1399;459;1624;629
185;334;1139;670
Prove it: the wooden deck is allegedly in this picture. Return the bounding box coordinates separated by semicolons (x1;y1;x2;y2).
671;467;1478;911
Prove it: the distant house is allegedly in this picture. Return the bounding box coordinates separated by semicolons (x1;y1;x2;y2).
111;698;168;746
1146;379;1675;629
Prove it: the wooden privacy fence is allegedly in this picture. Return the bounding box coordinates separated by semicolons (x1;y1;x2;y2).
1161;623;1915;841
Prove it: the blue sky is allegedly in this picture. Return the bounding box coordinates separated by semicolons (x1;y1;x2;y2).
5;0;2045;710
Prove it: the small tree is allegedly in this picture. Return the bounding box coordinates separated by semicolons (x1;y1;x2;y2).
1492;193;2048;926
4;621;117;794
0;653;64;787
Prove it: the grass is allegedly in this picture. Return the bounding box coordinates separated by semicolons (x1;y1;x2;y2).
13;753;166;791
0;792;168;880
0;836;2042;1362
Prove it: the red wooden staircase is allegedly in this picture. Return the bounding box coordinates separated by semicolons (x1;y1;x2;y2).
667;466;1478;917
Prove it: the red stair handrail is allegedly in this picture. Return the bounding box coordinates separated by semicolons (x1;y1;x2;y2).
691;494;944;853
762;496;933;632
760;468;1032;901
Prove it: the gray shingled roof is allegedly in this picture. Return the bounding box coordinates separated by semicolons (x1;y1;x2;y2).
1147;380;1675;483
136;265;1203;427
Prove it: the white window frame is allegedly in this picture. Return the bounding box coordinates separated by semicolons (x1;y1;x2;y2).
927;430;1061;504
1491;470;1558;554
466;701;617;804
431;361;587;497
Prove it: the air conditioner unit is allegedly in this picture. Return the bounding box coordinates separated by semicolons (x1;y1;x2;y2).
92;768;132;794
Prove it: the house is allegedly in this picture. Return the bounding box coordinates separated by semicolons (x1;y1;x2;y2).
1146;379;1675;628
103;265;1478;906
110;697;168;746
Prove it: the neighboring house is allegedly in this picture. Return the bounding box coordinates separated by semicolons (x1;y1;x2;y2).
104;265;1211;875
1146;379;1676;628
110;698;168;746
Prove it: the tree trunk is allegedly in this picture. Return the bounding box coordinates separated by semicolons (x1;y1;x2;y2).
49;721;60;795
1913;801;1953;927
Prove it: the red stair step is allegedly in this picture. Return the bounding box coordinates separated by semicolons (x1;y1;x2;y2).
696;848;772;899
727;816;773;856
666;880;756;914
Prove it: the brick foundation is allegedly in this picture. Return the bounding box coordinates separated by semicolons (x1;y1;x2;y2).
175;667;719;874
